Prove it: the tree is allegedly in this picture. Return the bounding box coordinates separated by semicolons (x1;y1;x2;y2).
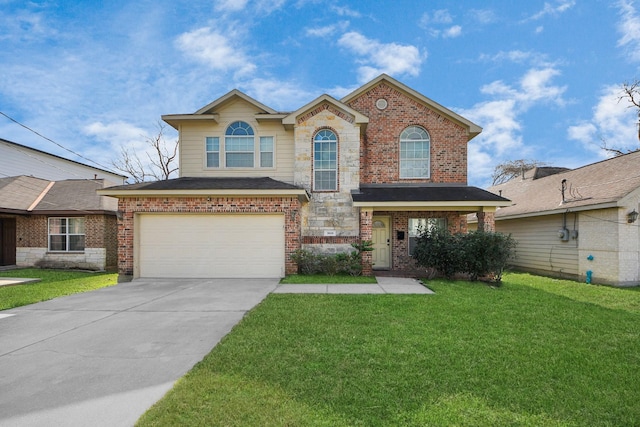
112;122;179;183
491;159;547;185
606;80;640;156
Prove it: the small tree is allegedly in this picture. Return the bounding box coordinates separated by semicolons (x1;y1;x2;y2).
492;159;547;185
112;122;179;183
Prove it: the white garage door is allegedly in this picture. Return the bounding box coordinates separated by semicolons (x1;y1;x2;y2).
137;214;285;278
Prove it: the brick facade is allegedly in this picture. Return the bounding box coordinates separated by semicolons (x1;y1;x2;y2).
346;82;469;184
116;196;302;279
13;214;116;270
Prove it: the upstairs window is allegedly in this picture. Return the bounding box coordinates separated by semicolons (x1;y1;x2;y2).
313;129;337;191
49;217;85;252
205;137;220;168
225;121;254;167
400;126;430;179
260;136;274;168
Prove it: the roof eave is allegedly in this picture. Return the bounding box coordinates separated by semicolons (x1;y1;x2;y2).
162;114;220;130
97;188;310;202
492;201;620;221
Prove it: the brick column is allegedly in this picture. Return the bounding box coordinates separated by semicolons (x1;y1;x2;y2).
359;208;373;276
476;210;496;232
117;199;134;282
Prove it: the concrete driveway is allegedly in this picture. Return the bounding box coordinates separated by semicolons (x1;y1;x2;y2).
0;278;278;427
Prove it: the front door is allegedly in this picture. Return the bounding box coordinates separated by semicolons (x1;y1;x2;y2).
0;218;17;266
372;216;390;269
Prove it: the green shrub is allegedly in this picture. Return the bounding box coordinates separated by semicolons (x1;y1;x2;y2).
413;229;515;283
290;240;373;276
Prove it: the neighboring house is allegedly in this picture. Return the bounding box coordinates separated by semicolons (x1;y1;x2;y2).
0;137;126;185
99;74;510;280
469;152;640;286
0;176;118;270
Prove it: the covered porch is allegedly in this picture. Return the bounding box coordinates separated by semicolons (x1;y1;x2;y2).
352;185;511;276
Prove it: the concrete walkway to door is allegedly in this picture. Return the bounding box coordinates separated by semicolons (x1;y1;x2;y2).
0;278;279;427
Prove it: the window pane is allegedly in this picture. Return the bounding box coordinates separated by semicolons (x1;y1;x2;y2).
69;235;85;251
226;137;254;151
225;121;254;136
408;217;446;256
68;218;85;234
205;137;219;151
260;137;273;167
260;152;273;168
49;235;66;251
314;171;336;191
49;218;66;234
206;152;219;168
226;153;254;167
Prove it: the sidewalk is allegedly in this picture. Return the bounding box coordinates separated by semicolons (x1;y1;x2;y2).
273;276;434;294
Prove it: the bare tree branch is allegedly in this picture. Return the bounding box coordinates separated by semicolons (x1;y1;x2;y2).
492;159;547;185
111;122;179;183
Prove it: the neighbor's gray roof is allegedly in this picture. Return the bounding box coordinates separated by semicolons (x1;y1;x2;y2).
0;176;117;214
489;150;640;219
103;176;304;191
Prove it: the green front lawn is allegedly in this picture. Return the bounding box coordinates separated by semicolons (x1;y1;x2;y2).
138;273;640;426
0;268;117;310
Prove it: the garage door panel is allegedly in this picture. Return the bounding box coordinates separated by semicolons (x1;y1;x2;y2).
138;214;285;278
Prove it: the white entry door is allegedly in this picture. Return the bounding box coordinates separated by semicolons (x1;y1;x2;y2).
372;216;390;269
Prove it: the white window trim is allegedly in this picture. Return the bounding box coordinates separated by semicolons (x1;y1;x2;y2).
48;217;86;252
204;132;276;170
313;130;338;192
400;126;431;179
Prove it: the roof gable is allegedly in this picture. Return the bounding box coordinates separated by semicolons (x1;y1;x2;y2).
282;94;368;129
341;74;482;139
195;89;278;115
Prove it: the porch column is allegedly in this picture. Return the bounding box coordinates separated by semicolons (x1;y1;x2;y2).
476;210;496;232
359;208;373;276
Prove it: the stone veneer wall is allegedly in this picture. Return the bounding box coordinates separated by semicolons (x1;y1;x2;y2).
346;82;469;185
293;106;362;253
116;196;302;279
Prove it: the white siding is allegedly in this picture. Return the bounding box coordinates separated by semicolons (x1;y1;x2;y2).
0;140;125;185
178;99;294;183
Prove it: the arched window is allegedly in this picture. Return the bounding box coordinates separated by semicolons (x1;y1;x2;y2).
225;121;254;167
400;126;430;179
313;129;337;191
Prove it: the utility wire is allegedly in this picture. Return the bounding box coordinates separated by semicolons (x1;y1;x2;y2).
0;110;116;173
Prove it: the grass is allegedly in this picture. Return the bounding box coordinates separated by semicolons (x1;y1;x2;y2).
138;272;640;426
0;268;118;310
280;274;378;284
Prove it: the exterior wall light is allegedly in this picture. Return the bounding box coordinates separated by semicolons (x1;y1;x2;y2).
627;209;639;223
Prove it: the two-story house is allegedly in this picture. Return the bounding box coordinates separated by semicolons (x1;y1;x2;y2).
100;74;509;281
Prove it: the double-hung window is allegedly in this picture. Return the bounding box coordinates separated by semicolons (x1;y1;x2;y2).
205;137;220;168
408;217;446;256
225;121;255;167
400;126;430;179
206;121;275;169
48;217;85;252
313;129;337;191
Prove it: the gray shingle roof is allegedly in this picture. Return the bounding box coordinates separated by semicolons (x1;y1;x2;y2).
490;150;640;218
0;176;117;214
352;184;510;203
103;176;304;191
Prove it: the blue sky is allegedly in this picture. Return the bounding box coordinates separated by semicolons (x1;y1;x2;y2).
1;0;640;186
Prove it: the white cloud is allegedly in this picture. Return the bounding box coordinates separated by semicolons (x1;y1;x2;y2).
240;78;317;111
567;84;639;156
306;21;349;38
331;5;361;18
617;0;640;62
175;26;256;77
337;31;423;82
460;67;567;184
469;9;497;25
214;0;249;12
527;0;576;21
443;25;462;38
